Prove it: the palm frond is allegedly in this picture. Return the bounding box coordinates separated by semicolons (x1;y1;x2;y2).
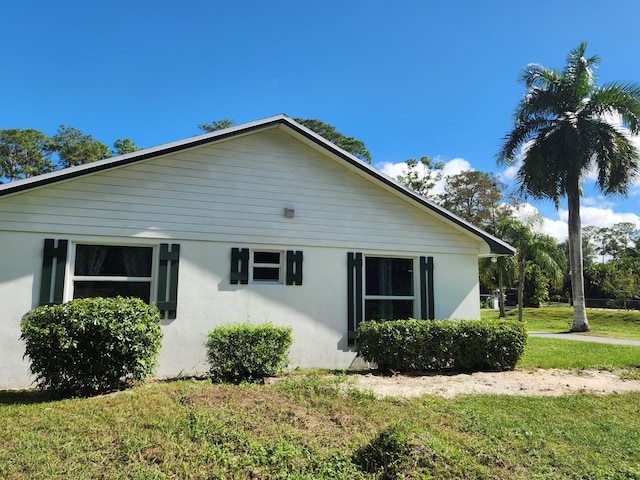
588;82;640;133
496;116;552;165
518;63;559;90
564;42;599;101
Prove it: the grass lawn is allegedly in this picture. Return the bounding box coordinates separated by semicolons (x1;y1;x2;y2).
1;375;640;479
3;310;640;479
482;306;640;340
519;336;640;372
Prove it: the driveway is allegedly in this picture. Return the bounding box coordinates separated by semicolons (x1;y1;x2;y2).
529;332;640;346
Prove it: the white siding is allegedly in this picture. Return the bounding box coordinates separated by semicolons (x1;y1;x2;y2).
0;129;482;255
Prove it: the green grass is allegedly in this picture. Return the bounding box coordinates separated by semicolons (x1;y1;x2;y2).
3;314;640;479
2;376;640;479
482;307;640;340
519;337;640;370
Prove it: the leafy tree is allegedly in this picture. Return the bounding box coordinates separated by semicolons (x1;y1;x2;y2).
584;223;639;262
498;216;566;321
198;117;373;164
395;155;444;199
0;129;55;182
112;138;141;156
439;170;512;235
523;263;549;307
51;125;111;168
293;118;372;164
198;119;235;133
497;42;640;332
602;257;640;308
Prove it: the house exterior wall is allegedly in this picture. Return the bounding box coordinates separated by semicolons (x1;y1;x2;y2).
0;129;481;253
0;127;485;389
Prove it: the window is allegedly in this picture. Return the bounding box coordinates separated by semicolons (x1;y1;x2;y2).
39;239;180;319
231;248;303;285
347;252;434;345
72;244;153;302
364;257;415;321
252;251;282;282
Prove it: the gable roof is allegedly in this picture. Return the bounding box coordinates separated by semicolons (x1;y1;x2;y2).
0;114;514;255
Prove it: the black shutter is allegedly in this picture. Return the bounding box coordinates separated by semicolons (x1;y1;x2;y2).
230;248;249;284
39;239;68;306
347;252;363;345
420;256;435;320
286;250;303;285
157;243;180;319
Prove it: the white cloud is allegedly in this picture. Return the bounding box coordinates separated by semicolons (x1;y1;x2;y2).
574;205;640;229
513;203;568;242
500;164;519;181
378;157;640;245
517;201;640;243
376;157;473;196
441;158;472;176
581;196;613;208
377;161;407;179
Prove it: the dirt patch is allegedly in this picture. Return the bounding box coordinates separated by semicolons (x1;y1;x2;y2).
184;386;342;434
351;369;640;399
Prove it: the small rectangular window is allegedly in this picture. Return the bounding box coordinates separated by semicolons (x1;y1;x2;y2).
252;251;282;283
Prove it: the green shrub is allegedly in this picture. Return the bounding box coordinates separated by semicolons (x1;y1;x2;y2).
206;323;293;384
20;297;163;396
355;319;526;372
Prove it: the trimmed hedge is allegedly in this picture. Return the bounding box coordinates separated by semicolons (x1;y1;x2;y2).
20;297;163;396
206;323;293;384
355;319;527;372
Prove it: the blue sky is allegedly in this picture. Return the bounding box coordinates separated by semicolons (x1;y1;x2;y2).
3;0;640;240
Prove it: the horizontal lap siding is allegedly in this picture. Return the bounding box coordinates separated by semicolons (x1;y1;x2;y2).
0;129;480;254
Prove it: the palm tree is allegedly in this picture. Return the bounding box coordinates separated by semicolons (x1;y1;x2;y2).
497;42;640;332
498;216;566;322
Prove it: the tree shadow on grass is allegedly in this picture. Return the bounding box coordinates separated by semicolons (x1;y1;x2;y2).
0;388;55;405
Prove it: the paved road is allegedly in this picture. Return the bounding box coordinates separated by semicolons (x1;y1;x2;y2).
529;331;640;346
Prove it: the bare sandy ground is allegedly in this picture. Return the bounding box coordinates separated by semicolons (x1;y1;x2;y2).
352;369;640;399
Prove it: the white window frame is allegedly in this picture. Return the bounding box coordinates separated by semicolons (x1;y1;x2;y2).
363;255;417;320
68;242;157;303
251;250;283;284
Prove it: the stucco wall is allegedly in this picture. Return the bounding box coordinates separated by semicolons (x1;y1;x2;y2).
0;232;481;389
0;125;488;389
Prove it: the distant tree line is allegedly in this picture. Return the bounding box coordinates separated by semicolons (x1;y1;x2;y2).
1;118;372;184
0;126;141;183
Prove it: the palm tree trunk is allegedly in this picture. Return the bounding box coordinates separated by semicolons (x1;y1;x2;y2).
517;262;525;322
567;185;590;332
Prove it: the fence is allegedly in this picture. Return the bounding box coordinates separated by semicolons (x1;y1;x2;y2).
549;296;640;311
481;294;640;311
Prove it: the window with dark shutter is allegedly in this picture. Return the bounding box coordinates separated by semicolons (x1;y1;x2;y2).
230;248;249;284
286;250;303;285
420;256;435;320
232;248;303;285
156;243;180;319
39;238;68;306
347;252;363;345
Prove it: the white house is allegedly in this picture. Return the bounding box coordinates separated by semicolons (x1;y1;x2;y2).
0;115;514;389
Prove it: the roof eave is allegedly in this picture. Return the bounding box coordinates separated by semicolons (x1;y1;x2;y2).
0;114;516;256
